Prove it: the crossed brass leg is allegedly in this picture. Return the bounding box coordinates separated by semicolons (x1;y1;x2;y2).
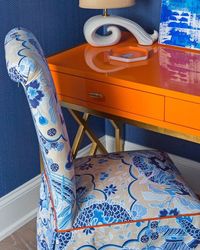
69;109;108;158
68;109;124;158
70;113;91;158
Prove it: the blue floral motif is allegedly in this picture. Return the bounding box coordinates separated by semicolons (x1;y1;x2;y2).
136;221;144;227
141;234;150;243
83;227;95;235
39;134;65;154
39;116;48;125
57;232;72;249
159;208;179;217
104;184;117;196
50;163;59;172
27;80;44;108
151;232;159;240
47;128;57;136
150;221;159;229
8;67;27;84
79;158;94;170
100;172;109;181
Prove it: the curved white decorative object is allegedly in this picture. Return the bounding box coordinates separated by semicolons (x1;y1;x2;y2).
83;15;158;47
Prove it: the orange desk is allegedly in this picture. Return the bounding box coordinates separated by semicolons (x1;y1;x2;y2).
48;34;200;152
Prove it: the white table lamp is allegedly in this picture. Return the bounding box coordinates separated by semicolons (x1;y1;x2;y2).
79;0;158;47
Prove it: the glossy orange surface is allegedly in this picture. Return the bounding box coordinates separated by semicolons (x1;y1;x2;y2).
165;97;200;130
48;33;200;102
48;33;200;139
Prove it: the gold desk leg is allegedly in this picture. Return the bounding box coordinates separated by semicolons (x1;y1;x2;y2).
110;120;124;152
71;113;89;158
89;142;98;156
69;109;108;156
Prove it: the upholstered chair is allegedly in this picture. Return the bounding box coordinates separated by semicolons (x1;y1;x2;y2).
5;28;200;250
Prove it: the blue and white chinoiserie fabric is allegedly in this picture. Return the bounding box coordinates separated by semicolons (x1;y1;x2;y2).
5;27;76;230
5;28;200;250
37;151;200;249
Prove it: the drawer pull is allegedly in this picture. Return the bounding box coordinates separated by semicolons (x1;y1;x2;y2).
88;92;104;99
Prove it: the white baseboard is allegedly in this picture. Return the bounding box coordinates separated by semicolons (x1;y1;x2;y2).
0;175;41;241
1;135;199;241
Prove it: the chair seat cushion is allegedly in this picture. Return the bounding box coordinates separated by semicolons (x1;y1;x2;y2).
37;150;200;249
74;150;200;226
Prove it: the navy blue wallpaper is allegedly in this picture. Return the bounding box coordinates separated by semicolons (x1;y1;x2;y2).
1;0;199;197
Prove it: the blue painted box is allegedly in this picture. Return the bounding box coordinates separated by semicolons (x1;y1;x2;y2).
159;0;200;50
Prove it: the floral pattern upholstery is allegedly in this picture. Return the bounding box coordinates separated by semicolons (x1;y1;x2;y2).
5;27;76;230
5;28;200;250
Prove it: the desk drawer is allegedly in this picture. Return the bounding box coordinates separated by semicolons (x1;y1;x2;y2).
52;72;164;120
165;97;200;130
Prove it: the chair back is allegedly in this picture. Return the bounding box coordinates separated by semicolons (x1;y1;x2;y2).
5;27;76;229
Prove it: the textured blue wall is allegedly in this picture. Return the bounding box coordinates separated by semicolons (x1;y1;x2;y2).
0;0;103;197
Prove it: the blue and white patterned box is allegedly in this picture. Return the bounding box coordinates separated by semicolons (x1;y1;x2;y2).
159;0;200;50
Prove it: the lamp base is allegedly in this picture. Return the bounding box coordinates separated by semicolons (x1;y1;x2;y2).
83;15;158;47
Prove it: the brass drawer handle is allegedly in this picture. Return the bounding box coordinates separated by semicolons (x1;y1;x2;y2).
88;92;104;99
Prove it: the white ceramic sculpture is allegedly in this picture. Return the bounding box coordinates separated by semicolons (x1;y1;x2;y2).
84;15;158;47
